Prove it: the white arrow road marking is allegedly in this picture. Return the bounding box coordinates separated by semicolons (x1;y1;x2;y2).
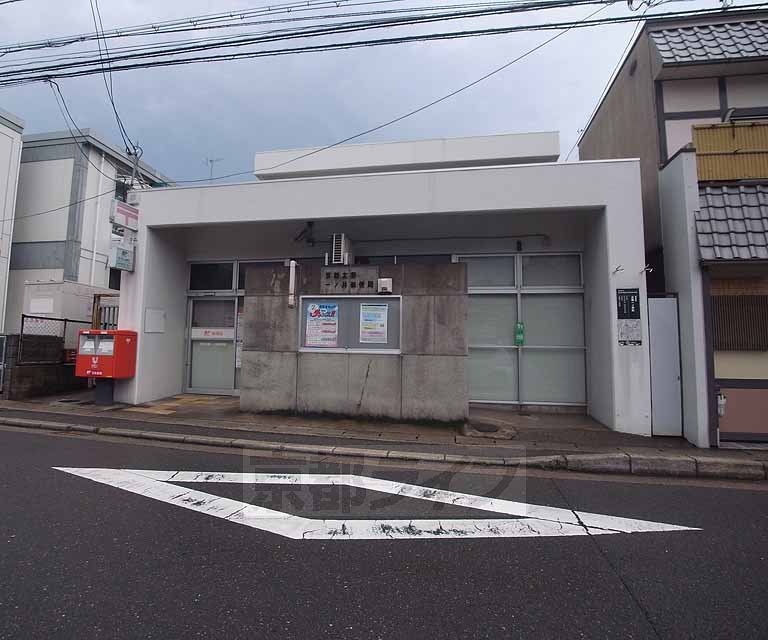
53;468;699;540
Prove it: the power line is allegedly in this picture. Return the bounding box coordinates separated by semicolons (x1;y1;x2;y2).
0;0;585;70
0;3;756;88
0;188;117;226
48;79;120;183
0;0;611;80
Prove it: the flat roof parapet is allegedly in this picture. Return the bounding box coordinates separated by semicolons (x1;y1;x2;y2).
254;131;560;180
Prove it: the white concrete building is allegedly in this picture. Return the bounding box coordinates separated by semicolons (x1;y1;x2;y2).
0;108;24;333
115;132;658;438
6;129;169;333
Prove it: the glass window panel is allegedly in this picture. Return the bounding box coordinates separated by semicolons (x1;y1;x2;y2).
522;255;581;287
469;348;518;402
97;336;114;355
190;341;235;389
520;349;585;404
462;256;516;288
79;335;96;354
521;294;584;346
192;299;235;328
468;295;518;346
190;263;234;290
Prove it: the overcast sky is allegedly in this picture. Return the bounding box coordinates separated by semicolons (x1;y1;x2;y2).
0;0;747;182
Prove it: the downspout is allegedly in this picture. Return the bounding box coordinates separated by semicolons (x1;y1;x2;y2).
90;151;106;286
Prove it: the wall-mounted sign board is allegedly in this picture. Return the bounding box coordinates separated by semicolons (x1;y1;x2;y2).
617;288;642;346
300;296;400;352
110;199;139;231
110;243;135;272
320;266;380;295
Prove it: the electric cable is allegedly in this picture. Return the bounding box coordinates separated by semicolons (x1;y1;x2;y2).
0;3;758;87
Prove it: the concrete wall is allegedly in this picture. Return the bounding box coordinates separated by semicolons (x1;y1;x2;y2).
240;262;468;422
658;150;710;447
114;228;188;405
0;110;23;333
583;212;614;427
578;34;662;253
14;157;73;243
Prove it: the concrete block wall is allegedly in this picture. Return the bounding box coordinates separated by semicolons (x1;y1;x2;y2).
240;262;468;422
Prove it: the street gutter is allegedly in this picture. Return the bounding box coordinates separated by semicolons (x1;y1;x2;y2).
1;416;765;482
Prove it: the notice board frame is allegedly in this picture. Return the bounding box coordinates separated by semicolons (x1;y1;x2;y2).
298;295;402;354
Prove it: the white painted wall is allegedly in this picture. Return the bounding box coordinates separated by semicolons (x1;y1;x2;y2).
78;148;117;288
662;78;720;112
14;158;72;242
254;132;560;179
725;74;768;109
114;227;188;405
659;150;710;447
0;111;23;333
583;212;613;426
4;268;64;333
665;118;721;158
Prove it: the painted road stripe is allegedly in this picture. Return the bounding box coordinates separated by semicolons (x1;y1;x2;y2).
53;468;700;541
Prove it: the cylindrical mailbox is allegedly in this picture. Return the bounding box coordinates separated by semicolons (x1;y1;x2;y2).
75;329;137;379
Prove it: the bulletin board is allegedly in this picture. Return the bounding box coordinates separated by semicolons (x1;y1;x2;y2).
299;296;401;352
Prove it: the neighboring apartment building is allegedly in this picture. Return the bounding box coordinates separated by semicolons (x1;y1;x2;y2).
580;10;768;446
6;129;169;333
0;108;24;334
579;9;768;289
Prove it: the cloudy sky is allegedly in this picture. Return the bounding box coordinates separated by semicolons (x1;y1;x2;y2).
0;0;749;182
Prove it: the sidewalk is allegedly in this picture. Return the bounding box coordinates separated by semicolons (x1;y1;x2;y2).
1;391;766;481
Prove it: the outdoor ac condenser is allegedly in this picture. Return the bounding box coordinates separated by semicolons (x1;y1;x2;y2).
330;233;353;265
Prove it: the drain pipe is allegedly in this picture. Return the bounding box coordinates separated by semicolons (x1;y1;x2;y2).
288;259;297;308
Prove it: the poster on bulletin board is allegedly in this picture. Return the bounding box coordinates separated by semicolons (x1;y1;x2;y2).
359;303;388;344
305;302;339;347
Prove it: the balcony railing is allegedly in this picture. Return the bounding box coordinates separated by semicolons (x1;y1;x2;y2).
693;122;768;181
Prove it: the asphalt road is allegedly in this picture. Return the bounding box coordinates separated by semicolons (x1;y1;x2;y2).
1;426;767;640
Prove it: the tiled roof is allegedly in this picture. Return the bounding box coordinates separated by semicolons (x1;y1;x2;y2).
697;185;768;260
650;20;768;64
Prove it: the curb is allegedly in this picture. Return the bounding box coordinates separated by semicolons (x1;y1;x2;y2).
2;416;766;482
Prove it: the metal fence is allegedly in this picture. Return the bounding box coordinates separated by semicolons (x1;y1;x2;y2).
18;314;91;365
93;293;119;330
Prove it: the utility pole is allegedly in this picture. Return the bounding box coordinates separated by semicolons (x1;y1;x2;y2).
204;157;224;182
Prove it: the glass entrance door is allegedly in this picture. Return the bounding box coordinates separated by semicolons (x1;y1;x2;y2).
187;298;236;392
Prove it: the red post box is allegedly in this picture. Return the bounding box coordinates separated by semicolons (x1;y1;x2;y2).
75;330;137;379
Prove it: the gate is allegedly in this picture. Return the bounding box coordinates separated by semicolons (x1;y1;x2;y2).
648;295;683;436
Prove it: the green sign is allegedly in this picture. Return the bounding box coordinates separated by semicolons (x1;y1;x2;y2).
514;321;525;346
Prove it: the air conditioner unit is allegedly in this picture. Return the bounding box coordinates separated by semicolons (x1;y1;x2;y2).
330;233;353;265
